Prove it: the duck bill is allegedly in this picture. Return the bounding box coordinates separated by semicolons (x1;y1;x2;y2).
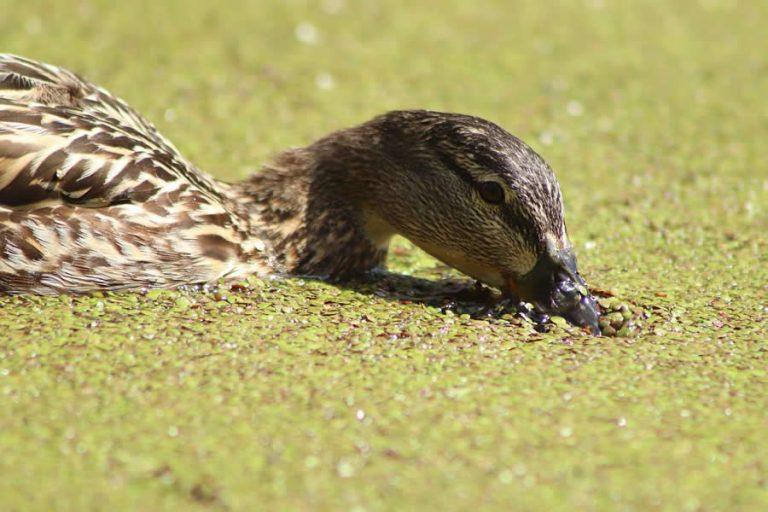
508;249;601;335
551;286;601;335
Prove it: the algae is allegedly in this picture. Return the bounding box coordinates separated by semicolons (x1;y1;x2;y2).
0;0;766;510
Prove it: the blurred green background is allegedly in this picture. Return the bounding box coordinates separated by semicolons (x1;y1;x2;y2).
1;0;766;510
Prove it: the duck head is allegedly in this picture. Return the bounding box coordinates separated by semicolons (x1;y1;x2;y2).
347;110;601;333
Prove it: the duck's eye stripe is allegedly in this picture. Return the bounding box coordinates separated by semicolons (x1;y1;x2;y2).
435;150;476;186
435;151;507;204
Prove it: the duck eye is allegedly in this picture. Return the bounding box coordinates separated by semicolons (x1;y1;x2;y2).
477;181;505;204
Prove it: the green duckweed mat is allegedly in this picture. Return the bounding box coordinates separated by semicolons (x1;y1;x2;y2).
1;1;766;510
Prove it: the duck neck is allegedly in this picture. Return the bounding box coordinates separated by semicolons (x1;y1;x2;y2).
230;134;397;279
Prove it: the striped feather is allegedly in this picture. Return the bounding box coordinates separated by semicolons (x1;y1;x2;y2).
0;55;268;293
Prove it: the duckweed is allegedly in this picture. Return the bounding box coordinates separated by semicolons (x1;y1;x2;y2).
595;296;647;337
1;1;767;511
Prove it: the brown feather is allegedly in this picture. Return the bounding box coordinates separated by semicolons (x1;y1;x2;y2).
0;54;573;298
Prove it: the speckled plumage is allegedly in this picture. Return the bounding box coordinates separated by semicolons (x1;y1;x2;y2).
0;54;590;327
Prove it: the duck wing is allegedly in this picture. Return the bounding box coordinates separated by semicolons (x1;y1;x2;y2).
0;98;226;209
0;56;269;293
0;53;173;151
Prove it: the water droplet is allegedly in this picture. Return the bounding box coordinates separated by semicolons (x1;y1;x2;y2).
497;469;514;484
295;22;319;45
566;100;584;117
321;0;345;14
336;458;355;478
315;72;335;90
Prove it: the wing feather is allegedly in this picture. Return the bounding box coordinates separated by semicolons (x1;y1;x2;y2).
0;55;264;293
0;54;170;148
0;101;222;209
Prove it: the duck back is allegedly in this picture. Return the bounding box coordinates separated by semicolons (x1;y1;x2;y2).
0;55;266;293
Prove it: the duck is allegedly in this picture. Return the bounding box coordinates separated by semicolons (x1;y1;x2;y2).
0;54;600;332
